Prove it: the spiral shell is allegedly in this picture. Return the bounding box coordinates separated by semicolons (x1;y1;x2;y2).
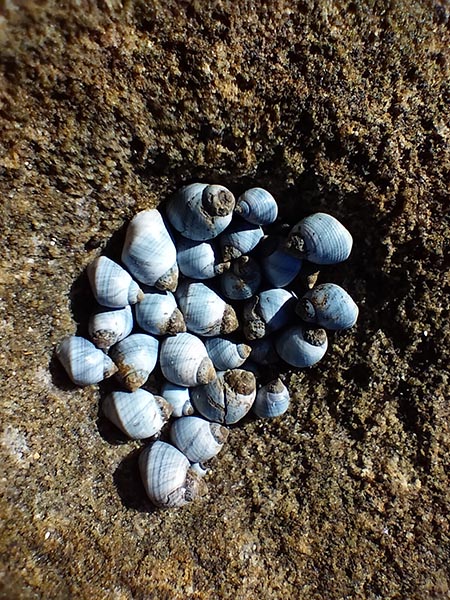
56;335;118;386
88;305;133;350
87;256;144;308
235;188;278;226
220;256;262;301
176;237;230;280
275;325;328;367
159;333;216;387
253;379;290;418
258;236;303;288
218;217;264;262
160;381;195;417
134;289;186;336
121;209;179;291
109;333;159;391
243;288;296;340
205;337;251;371
296;283;359;330
170;416;229;463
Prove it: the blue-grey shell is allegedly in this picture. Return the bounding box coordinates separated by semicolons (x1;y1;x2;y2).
235;188;278;226
205;337;251;371
87;256;144;308
160;381;194;417
169;416;229;463
109;333;159;391
253;379;290;418
220;256;262;301
249;337;279;365
218;217;264;262
88;305;133;350
176;237;230;280
285;212;353;264
56;335;118;387
134;289;186;336
297;283;358;330
275;325;328;367
243;288;297;340
159;333;216;387
259;237;303;288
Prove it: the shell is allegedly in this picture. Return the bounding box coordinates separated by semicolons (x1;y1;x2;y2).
220;255;262;301
235;188;278;226
285;212;353;264
134;289;186;336
205;337;251;371
121;209;179;291
160;381;195;417
296;283;359;330
109;333;159;391
166;183;235;241
56;335;118;386
170;416;229;463
190;369;256;424
253;378;290;418
176;237;230;280
175;280;239;337
218;217;264;262
88;305;133;350
102;389;173;439
159;333;216;387
139;441;207;508
87;256;144;308
275;325;328;367
249;337;279;365
258;236;303;288
243;288;297;340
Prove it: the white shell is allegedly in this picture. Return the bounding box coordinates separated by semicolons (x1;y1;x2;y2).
205;337;251;371
253;379;290;418
109;333;159;391
139;441;207;508
102;389;172;439
170;416;229;463
176;237;230;280
56;335;118;386
134;289;186;336
235;188;278;225
160;382;194;417
275;326;328;367
87;256;144;308
159;333;216;387
297;283;359;330
88;305;133;350
121;209;179;291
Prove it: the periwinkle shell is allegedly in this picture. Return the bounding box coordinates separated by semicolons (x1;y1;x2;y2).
56;335;118;387
297;283;359;330
235;188;278;226
170;416;229;463
159;333;216;387
220;256;262;301
258;236;303;288
87;256;144;308
218;217;264;262
160;382;194;417
139;441;207;508
121;209;179;291
243;288;297;340
88;305;133;350
134;289;186;336
275;325;328;367
176;237;230;280
109;333;159;391
205;337;251;371
253;378;290;418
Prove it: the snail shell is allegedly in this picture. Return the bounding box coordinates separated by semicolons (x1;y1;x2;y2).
170;416;229;463
275;325;328;367
134;289;186;336
87;256;144;308
121;209;179;291
56;335;118;386
235;187;278;226
253;378;290;418
190;369;256;424
249;337;279;366
160;381;195;417
139;441;207;508
175;280;239;337
205;337;251;371
102;389;173;439
285;212;353;264
109;333;159;391
257;236;303;288
218;217;264;262
296;283;358;330
88;305;133;350
220;256;262;301
166;183;235;241
176;237;230;280
159;332;216;387
243;288;297;340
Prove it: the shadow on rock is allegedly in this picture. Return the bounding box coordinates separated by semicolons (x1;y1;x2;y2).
113;447;156;514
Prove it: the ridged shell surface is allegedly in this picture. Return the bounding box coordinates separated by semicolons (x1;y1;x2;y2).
102;389;172;439
205;337;251;370
176;237;230;280
135;289;186;336
175;280;239;337
160;333;216;387
166;183;235;241
275;325;328;367
87;256;143;308
243;289;296;340
220;256;262;301
160;382;194;417
253;379;290;418
56;335;118;386
235;188;278;226
218;217;264;262
121;209;179;291
109;333;159;391
88;305;133;350
297;283;359;330
139;441;207;508
170;416;229;463
285;212;353;264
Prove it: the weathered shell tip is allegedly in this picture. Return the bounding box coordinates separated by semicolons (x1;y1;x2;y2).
196;357;216;385
220;304;239;335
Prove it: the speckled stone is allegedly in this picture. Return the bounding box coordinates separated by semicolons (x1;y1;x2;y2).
1;1;449;599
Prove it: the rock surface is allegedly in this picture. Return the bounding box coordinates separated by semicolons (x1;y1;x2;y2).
0;1;449;598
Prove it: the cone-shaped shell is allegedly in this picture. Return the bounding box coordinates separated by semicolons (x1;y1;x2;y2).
166;183;235;241
235;188;278;226
88;305;133;350
109;333;159;391
220;256;262;301
218;217;264;262
87;256;144;308
243;288;296;340
160;382;195;417
205;337;251;371
253;379;290;418
297;283;359;330
160;333;216;387
176;237;230;280
190;369;256;424
258;236;303;288
285;213;353;264
275;326;328;367
102;389;173;439
175;280;239;337
139;441;207;508
135;289;186;336
121;209;179;291
56;335;118;386
170;416;229;463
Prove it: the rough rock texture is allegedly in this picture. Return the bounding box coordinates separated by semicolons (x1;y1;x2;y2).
1;1;449;598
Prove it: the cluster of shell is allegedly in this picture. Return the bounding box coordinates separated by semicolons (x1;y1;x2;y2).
56;183;358;509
